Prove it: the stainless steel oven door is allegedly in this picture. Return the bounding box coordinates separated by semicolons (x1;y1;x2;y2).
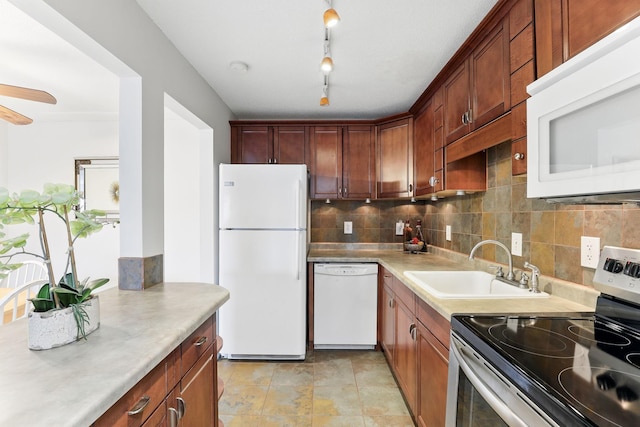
446;332;559;427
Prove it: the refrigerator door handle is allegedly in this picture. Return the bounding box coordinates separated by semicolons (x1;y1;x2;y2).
296;233;301;281
296;179;301;230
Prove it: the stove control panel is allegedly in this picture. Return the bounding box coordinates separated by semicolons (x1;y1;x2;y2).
595;246;640;303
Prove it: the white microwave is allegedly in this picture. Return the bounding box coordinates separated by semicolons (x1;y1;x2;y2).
527;16;640;204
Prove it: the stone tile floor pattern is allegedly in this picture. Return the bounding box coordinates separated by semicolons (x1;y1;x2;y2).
218;349;414;427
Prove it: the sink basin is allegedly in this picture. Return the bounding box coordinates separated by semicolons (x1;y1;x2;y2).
403;270;549;299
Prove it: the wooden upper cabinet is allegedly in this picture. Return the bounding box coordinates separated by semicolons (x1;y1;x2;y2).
443;17;510;145
535;0;640;77
309;126;341;199
471;16;511;130
232;126;270;164
308;125;375;200
377;117;414;199
230;125;306;164
342;125;375;199
413;100;436;197
274;127;307;164
443;62;470;145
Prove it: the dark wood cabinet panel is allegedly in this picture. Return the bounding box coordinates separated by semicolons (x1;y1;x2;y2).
511;60;535;106
274;127;307;164
509;0;534;40
471;16;511;131
512;137;527;176
443;62;471;145
236;126;271;164
417;321;449;427
309;125;375;200
380;281;395;362
510;23;534;73
413;101;436;197
178;347;215;427
535;0;640;77
231;125;306;164
394;297;417;416
377;118;414;198
444;17;510;145
309;126;341;199
343;126;375;199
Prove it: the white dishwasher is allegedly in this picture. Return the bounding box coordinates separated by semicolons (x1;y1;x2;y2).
313;263;378;349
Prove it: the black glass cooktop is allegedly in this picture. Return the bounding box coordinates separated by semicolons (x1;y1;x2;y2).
453;297;640;427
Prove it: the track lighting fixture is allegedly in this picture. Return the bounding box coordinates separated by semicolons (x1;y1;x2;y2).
321;37;333;73
323;0;340;27
320;79;329;107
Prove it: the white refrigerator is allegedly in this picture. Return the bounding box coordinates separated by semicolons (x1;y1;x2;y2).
218;163;307;360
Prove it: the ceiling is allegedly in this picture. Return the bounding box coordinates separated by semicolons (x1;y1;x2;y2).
0;1;119;123
0;0;499;124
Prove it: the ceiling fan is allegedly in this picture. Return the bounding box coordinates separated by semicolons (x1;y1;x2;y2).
0;83;57;125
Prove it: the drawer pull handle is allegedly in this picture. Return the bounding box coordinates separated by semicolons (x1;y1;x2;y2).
177;397;186;418
127;395;150;416
194;336;208;347
169;407;179;427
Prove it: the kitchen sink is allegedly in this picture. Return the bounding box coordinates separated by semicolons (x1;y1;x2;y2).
403;270;549;299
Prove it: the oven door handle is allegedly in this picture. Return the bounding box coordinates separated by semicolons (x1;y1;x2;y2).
451;339;528;427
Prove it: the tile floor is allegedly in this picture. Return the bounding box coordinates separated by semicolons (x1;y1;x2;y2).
218;349;415;427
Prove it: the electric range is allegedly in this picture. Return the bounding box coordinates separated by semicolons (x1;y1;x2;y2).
449;246;640;427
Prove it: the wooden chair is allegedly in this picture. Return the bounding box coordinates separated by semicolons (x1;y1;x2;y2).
0;279;48;325
0;261;48;289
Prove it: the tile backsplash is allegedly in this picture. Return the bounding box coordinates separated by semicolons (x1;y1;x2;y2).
310;141;640;287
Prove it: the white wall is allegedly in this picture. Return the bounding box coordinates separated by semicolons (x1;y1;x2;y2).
164;111;201;282
0;122;7;187
13;0;233;284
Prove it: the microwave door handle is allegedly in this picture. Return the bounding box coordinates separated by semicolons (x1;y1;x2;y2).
451;340;528;427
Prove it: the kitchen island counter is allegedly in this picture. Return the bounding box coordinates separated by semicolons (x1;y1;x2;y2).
308;246;597;320
0;282;229;427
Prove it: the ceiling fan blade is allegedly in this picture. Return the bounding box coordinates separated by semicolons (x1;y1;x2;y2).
0;83;57;104
0;105;33;125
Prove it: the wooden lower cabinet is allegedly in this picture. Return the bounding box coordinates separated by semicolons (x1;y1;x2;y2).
94;315;219;427
417;320;449;427
393;296;418;416
379;269;451;426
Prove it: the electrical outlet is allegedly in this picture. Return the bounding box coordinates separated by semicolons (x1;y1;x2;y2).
446;225;452;241
395;221;404;235
511;232;523;257
581;236;600;268
344;221;352;234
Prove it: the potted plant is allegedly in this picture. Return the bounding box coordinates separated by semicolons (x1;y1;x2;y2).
0;183;109;350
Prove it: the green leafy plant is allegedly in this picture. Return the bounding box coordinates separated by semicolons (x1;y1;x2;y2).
0;184;109;338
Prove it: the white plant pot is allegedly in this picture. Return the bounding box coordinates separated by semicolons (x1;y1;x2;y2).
28;296;100;350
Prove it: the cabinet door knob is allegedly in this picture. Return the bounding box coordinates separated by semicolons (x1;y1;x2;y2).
409;323;417;340
127;395;150;416
514;152;525;161
409;183;413;193
273;158;278;164
461;112;467;125
429;176;440;186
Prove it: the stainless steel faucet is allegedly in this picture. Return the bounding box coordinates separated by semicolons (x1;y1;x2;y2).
468;240;515;281
523;262;541;293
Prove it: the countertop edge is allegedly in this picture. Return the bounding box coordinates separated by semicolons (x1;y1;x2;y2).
0;282;230;427
308;248;597;321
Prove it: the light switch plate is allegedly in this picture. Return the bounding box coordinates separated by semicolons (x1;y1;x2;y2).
581;236;600;268
511;232;523;256
446;225;452;241
344;221;353;234
396;221;404;235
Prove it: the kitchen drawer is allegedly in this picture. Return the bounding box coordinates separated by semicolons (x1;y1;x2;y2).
181;316;214;377
393;277;416;313
93;357;167;427
417;298;450;349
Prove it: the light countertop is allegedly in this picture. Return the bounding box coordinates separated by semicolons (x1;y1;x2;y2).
308;246;597;321
0;282;229;427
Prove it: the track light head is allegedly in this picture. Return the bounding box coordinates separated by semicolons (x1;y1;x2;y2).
323;8;340;27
